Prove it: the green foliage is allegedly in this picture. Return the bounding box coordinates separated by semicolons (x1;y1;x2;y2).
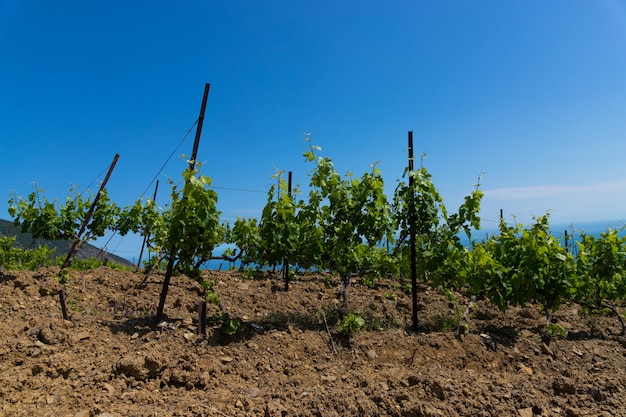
9;184;121;284
9;138;626;338
9;186;120;243
52;255;131;272
167;168;224;271
57;257;103;270
197;278;221;306
0;236;54;270
303;138;395;311
432;305;465;332
575;229;626;306
574;229;626;335
256;172;301;270
546;322;568;339
117;197;165;251
467;215;576;318
220;315;242;336
392;161;484;292
117;166;225;276
226;216;261;267
336;312;366;336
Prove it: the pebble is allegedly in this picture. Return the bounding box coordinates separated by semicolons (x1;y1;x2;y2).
542;342;554;357
321;375;337;384
518;364;533;376
75;332;91;342
39;327;57;345
102;382;115;396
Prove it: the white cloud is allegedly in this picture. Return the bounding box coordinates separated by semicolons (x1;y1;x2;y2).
484;178;626;201
479;178;626;224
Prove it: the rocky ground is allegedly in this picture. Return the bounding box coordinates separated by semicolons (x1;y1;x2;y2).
1;266;625;417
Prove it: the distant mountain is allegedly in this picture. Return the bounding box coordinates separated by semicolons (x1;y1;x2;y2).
0;219;134;267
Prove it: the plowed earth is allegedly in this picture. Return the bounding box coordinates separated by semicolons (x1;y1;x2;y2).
1;267;625;417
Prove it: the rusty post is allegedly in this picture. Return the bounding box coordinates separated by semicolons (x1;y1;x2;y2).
283;171;293;291
408;131;418;330
189;83;211;171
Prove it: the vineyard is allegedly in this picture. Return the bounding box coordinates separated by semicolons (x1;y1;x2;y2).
5;135;626;340
2;96;626;414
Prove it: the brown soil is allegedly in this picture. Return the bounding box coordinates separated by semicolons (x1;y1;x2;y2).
1;267;625;417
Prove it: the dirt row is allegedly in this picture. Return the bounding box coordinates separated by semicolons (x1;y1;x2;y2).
1;267;625;416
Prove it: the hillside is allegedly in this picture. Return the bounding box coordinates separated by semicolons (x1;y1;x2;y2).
0;219;134;267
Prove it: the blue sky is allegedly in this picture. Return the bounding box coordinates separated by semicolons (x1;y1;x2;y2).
2;1;626;260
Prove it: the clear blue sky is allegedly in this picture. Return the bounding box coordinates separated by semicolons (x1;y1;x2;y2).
2;1;626;260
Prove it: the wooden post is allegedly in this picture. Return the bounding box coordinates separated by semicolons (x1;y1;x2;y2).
189;83;211;171
59;290;69;321
197;301;207;335
156;83;211;323
57;153;119;320
60;153;120;272
408;131;418;331
283;171;292;291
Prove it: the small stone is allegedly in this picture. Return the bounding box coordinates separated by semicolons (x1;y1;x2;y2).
518;364;533;376
75;411;90;417
587;387;605;401
157;321;176;331
183;332;196;341
366;349;378;359
517;407;533;417
76;332;91;341
102;382;115;396
430;381;446;400
321;375;337;384
131;332;139;340
39;327;57;345
553;377;577;395
221;356;234;364
542;342;554;357
27;347;41;357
